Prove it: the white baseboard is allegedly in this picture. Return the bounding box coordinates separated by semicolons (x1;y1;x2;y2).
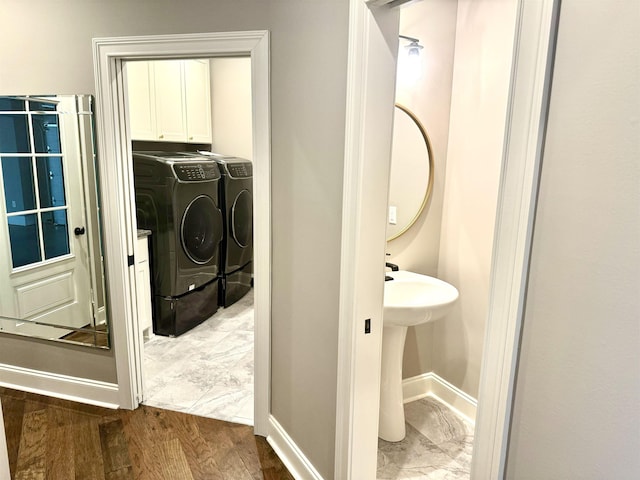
97;306;107;325
267;415;324;480
403;372;477;424
0;363;120;409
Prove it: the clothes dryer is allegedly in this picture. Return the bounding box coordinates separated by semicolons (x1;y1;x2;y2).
192;152;253;307
133;152;223;336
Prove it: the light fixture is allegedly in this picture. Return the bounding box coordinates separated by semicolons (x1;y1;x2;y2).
399;35;424;57
398;35;423;83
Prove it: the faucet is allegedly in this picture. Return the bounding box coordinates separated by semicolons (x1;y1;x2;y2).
385;259;399;281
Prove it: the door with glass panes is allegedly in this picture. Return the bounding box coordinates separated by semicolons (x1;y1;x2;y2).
0;96;92;337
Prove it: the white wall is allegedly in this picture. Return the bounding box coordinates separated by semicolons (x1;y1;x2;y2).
389;0;458;379
0;1;350;477
392;0;522;397
210;57;253;160
506;0;640;477
434;0;518;398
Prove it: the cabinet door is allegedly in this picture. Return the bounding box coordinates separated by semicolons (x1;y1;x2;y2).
184;59;212;143
154;60;188;142
127;61;157;141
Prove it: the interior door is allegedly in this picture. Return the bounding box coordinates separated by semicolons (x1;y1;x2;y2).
0;95;93;337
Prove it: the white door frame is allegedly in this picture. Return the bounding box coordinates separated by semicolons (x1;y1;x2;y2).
92;31;271;436
336;0;560;478
0;399;9;480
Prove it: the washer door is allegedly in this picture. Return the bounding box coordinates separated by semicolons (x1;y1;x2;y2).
231;189;253;248
181;194;223;264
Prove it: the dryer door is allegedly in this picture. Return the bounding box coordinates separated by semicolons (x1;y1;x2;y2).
231;189;253;248
181;194;223;264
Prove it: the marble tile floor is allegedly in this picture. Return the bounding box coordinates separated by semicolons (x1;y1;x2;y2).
377;396;474;479
142;289;254;426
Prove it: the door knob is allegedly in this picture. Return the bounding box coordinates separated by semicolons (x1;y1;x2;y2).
74;226;86;236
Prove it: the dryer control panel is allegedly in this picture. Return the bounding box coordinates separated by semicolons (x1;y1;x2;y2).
225;163;253;179
173;163;221;182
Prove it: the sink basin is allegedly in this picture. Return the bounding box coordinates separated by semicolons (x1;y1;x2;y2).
379;271;459;442
384;270;459;327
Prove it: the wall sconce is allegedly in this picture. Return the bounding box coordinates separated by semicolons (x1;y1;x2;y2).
398;35;423;83
400;35;424;57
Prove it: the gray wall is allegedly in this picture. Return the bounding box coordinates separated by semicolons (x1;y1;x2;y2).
0;1;349;477
506;0;640;477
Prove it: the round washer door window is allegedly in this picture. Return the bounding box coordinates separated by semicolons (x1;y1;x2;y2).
181;194;222;264
231;189;253;248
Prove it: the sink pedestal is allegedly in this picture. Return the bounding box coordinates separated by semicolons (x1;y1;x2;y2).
378;324;409;442
379;270;459;442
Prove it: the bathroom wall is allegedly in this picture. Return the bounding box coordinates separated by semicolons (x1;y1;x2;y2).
210;57;253;160
506;0;640;477
433;0;518;398
395;0;519;399
389;0;458;379
0;1;350;477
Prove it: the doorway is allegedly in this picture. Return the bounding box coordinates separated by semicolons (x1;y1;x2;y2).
93;31;271;436
124;56;255;425
378;0;516;476
336;1;559;478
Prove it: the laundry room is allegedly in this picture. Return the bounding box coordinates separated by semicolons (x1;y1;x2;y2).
125;56;256;425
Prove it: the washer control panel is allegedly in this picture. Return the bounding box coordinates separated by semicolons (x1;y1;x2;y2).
173;162;220;182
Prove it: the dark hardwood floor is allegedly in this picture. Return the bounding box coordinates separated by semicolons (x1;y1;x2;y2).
0;387;293;479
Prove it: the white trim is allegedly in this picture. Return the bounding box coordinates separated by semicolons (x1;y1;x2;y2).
0;363;119;408
268;415;324;480
96;306;107;325
338;0;558;478
249;33;272;437
92;31;271;435
471;1;559;478
402;372;477;425
335;1;400;479
366;0;413;8
0;400;10;480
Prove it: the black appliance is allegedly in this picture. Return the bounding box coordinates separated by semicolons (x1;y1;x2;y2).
191;152;253;307
133;151;223;336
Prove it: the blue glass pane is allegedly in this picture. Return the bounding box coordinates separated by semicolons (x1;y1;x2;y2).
28;99;57;111
1;156;36;213
42;210;70;259
36;157;66;208
0;114;30;153
8;214;41;268
0;98;25;111
32;114;61;154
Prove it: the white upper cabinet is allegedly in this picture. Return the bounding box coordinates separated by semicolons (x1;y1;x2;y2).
127;59;212;143
127;61;157;141
154;60;187;142
184;59;213;143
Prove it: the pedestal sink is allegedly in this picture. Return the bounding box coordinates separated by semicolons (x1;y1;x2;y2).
379;270;459;442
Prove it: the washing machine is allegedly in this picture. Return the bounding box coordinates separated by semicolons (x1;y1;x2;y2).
133;151;223;336
191;152;253;307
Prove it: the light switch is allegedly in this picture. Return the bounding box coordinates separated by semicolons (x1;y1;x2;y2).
389;205;397;225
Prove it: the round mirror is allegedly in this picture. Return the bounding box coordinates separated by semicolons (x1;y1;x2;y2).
387;104;434;241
